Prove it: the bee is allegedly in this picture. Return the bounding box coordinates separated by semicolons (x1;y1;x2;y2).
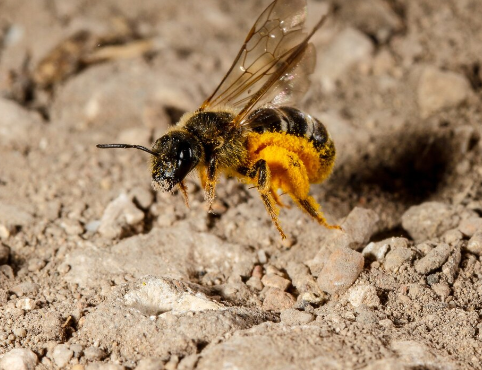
97;0;341;239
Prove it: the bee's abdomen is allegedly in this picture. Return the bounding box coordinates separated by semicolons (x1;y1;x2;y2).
250;107;330;151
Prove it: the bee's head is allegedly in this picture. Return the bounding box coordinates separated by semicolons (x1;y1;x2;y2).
149;131;202;192
96;130;202;192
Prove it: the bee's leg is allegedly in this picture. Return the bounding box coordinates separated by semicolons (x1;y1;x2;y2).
204;156;218;210
244;159;286;239
294;196;342;230
178;181;190;208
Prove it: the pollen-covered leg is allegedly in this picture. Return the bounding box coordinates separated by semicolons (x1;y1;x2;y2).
295;196;341;230
256;145;339;230
178;181;190;208
198;159;219;211
245;159;286;239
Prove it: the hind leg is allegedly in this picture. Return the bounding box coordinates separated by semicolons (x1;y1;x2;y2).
257;146;340;230
241;159;287;239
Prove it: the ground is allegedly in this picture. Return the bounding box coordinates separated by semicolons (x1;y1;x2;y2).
0;0;482;369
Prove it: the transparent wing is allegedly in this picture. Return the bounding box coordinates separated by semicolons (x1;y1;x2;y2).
199;0;309;113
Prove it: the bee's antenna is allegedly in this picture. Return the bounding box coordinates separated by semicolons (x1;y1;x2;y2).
96;143;157;156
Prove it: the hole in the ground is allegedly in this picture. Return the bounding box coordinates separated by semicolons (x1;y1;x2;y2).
338;129;453;206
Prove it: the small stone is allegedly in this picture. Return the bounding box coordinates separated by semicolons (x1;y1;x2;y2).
57;263;71;274
442;244;461;284
415;243;451;275
60;219;84;236
432;282;451;301
297;292;326;306
52;344;74;368
458;217;482;237
251;265;263;279
347;284;380;308
402;202;460;242
70;344;83;358
257;250;268;264
362;241;389;261
98;193;145;239
379;318;394;328
317;247;364;295
466;232;482;256
124;276;224;315
12;328;27;338
322;207;379;251
16;298;36;310
286;262;324;297
246;276;263;290
261;274;291;291
355;307;378;325
442;229;464;245
83;347;107;361
280;309;314;325
0;348;38;370
0;224;13;239
27;258;46;272
86;364;125;370
10;282;40;296
135;358;166;370
417;66;471;118
262;288;296;311
0;243;10;265
384;246;414;272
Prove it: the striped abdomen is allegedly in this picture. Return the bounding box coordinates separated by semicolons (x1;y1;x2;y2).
249;106;334;156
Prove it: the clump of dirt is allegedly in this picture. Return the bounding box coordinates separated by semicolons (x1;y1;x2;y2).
1;0;482;369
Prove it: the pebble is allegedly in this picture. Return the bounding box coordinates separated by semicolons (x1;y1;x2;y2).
262;288;296;311
27;258;46;272
257;250;268;264
441;229;464;245
12;327;27;338
52;344;74;368
10;282;40;296
378;318;394;328
135;358;165;370
317;247;365;295
458;217;482;237
83;347;107;361
280;309;314;325
417;66;471;118
124;276;223;315
347;284;380;308
414;243;451;275
316;28;374;91
245;276;263;291
362;241;389;262
401;202;459;242
431;282;451;301
286;262;324;297
70;344;84;358
466;232;482;256
251;265;263;279
322;207;379;251
383;246;414;271
98;193;145;239
442;245;461;284
261;274;291;291
60;219;84;236
16;298;36;310
0;348;38;370
0;243;10;265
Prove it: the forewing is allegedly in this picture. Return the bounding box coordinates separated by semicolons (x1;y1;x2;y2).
238;41;316;128
200;0;308;112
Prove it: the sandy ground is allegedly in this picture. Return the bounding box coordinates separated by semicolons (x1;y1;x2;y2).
1;0;482;369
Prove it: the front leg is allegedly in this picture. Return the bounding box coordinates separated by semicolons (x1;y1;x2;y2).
203;155;218;210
